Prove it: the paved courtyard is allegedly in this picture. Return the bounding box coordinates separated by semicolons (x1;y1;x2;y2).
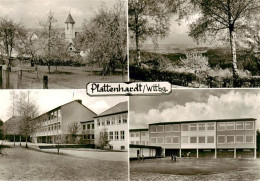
130;157;260;181
0;146;128;181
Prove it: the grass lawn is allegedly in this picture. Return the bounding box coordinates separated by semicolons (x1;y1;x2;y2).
0;146;128;181
4;65;127;89
130;157;260;181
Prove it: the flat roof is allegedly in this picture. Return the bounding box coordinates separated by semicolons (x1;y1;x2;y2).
129;144;161;149
80;120;94;123
149;118;256;126
130;128;149;132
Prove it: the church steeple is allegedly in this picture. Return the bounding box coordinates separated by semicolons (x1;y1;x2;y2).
65;12;75;43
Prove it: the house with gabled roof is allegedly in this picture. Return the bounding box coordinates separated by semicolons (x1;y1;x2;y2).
94;101;128;151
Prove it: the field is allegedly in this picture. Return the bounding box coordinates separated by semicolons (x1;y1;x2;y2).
0;146;128;181
1;64;127;89
130;157;260;181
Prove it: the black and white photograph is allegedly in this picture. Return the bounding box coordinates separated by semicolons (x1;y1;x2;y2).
0;0;127;89
0;90;128;180
129;89;260;180
129;0;260;88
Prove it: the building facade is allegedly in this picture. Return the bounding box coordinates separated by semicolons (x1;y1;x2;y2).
148;118;257;158
130;129;149;145
81;120;95;144
31;100;97;144
94;101;128;151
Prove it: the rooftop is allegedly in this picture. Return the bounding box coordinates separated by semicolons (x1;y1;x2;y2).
65;13;75;24
149;118;257;125
95;101;128;118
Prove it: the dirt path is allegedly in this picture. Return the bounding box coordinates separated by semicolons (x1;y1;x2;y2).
0;147;127;181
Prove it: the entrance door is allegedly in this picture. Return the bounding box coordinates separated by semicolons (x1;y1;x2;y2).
137;150;140;157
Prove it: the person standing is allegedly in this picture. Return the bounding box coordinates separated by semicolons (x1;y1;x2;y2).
142;154;144;162
174;155;177;162
171;154;174;162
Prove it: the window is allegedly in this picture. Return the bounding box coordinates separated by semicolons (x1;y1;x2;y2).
130;141;134;144
92;135;94;140
136;141;140;145
157;125;164;133
165;125;172;132
92;124;94;129
198;124;205;131
218;123;225;131
172;137;179;144
226;122;235;130
207;123;215;130
130;133;135;137
227;135;235;143
150;138;156;144
182;136;188;143
121;146;125;150
115;131;119;140
199;136;205;143
141;131;146;136
245;135;254;143
106;120;110;126
236;135;244;143
123;114;127;123
190;137;197;143
102;121;105;126
245;121;254;130
157;137;164;144
87;135;91;140
182;124;188;131
190;124;197;131
87;124;90;129
97;119;100;126
207;136;214;143
141;141;146;145
109;131;113;140
83;125;86;130
165;136;172;144
111;116;115;125
83;135;86;140
218;135;225;144
150;125;157;133
136;132;140;137
120;131;125;140
236;122;244;130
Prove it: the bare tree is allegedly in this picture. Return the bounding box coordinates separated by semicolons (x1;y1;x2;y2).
67;122;81;144
0;17;26;71
17;91;38;148
128;0;178;64
0;119;6;154
182;0;260;86
95;128;109;150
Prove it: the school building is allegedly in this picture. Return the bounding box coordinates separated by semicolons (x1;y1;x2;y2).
94;101;128;151
130;128;149;145
148;118;257;158
31;100;97;144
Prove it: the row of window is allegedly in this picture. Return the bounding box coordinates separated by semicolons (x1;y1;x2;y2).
108;131;125;141
83;134;95;140
150;135;254;144
217;121;254;131
130;141;149;145
82;123;94;130
217;135;254;144
36;123;61;133
130;131;148;137
150;121;254;133
97;114;128;127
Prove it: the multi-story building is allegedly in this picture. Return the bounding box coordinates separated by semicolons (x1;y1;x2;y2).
31;100;97;144
94;101;128;151
130;129;149;145
148;118;257;158
81;120;95;144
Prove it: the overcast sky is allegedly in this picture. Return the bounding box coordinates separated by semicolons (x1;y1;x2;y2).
0;0;121;29
0;90;127;122
130;89;260;130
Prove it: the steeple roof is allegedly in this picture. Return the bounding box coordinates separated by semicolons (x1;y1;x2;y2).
65;13;75;24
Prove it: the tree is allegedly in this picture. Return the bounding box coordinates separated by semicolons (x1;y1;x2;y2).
39;11;61;74
17;91;38;148
0;17;26;71
128;0;177;64
95;128;109;150
183;0;260;86
78;1;127;78
67;122;81;144
0;119;7;154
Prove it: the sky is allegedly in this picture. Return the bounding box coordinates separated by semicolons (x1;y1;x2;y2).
0;0;121;29
130;89;260;130
0;89;127;122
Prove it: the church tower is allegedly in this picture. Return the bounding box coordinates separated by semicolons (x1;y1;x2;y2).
65;13;75;43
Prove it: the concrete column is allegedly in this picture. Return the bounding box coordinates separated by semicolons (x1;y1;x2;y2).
179;149;182;158
254;148;257;159
197;149;199;158
234;148;236;159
